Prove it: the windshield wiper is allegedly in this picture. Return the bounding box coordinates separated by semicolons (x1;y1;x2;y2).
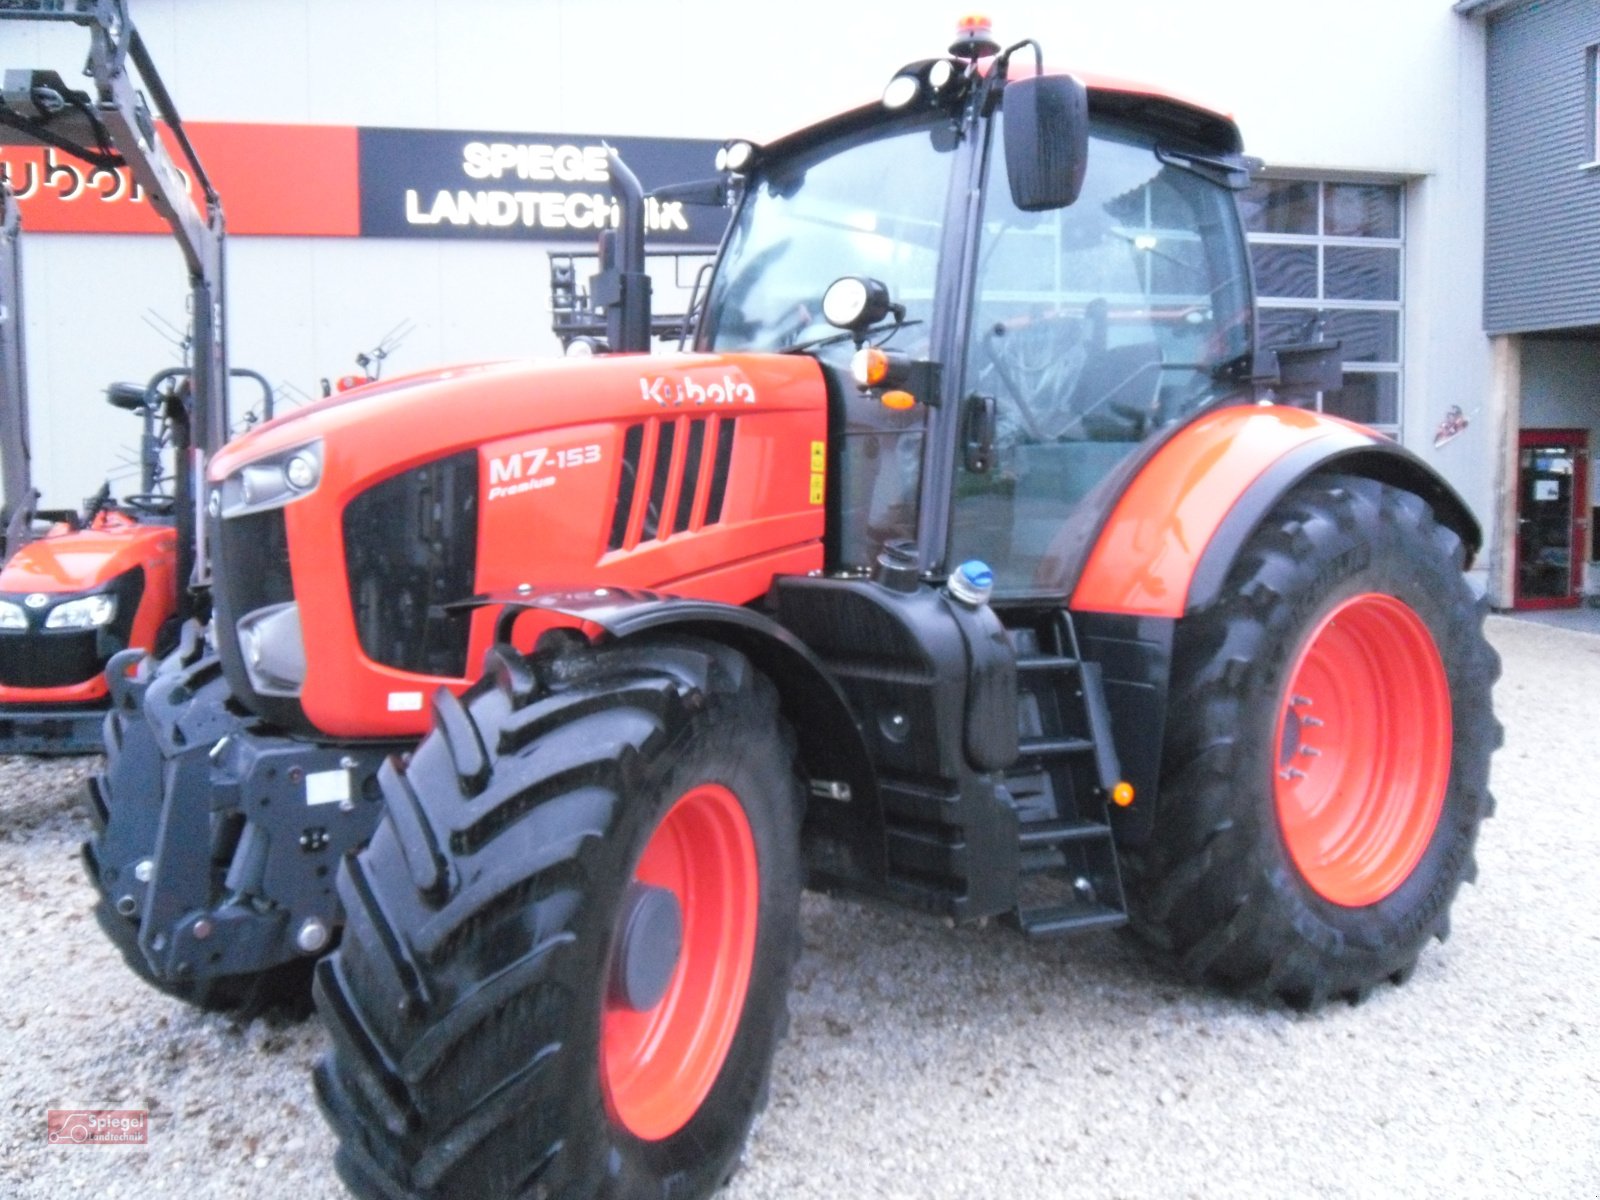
1152;352;1252;381
777;317;924;356
1155;146;1260;191
1208;351;1254;382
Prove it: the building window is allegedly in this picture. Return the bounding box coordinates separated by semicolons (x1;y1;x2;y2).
1588;45;1600;165
1241;179;1404;436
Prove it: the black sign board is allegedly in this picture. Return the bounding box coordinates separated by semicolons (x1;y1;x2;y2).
357;128;727;247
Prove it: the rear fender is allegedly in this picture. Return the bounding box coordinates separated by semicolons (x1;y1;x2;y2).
475;588;884;880
1070;406;1481;849
1071;405;1481;619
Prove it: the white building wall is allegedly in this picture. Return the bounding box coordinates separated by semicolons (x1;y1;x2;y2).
5;0;1495;580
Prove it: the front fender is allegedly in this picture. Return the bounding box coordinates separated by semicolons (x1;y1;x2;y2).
472;586;884;879
1070;406;1481;619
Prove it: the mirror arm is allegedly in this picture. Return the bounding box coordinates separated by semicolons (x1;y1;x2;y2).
650;176;735;207
995;38;1044;79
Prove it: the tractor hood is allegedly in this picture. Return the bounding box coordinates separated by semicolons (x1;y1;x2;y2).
0;513;174;595
207;350;833;740
208;352;828;486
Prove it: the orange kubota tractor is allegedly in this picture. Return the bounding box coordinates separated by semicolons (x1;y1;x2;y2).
85;17;1497;1197
0;0;244;755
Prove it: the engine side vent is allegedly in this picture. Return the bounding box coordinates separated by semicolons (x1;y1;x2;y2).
641;421;678;542
673;418;708;534
705;417;737;526
607;423;646;552
609;416;736;550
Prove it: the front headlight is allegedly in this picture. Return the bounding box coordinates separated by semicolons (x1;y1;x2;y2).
44;594;118;630
236;601;306;696
0;600;27;631
217;439;324;519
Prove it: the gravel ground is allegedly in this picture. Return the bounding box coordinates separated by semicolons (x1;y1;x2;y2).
1;614;1596;1199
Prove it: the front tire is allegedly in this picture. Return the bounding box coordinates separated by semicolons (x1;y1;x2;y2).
1122;474;1501;1008
314;637;804;1199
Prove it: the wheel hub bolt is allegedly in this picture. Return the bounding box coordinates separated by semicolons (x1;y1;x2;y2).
297;917;330;954
134;859;154;884
610;882;684;1013
115;895;137;916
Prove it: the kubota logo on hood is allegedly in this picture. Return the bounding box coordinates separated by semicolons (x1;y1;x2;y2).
639;374;756;408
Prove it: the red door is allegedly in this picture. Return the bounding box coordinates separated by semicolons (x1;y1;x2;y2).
1514;428;1589;610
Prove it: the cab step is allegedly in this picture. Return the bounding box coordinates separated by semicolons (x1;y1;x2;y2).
1018;818;1113;849
1013;902;1129;939
1002;611;1128;939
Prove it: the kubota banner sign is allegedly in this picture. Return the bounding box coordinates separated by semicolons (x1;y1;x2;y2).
0;121;724;246
0;123;360;236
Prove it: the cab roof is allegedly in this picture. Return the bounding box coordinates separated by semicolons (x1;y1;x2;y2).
762;64;1244;163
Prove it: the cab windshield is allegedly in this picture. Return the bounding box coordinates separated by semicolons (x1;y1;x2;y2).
701;116;958;359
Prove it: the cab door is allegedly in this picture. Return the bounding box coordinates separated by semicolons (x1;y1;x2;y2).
945;117;1253;596
1514;428;1589;609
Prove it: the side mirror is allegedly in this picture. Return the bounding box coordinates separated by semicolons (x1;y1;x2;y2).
1257;340;1344;397
105;382;147;412
1003;73;1089;212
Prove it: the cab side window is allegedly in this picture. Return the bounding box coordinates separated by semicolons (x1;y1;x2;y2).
948;118;1250;594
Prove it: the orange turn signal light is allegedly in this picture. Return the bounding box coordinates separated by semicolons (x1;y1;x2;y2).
881;389;916;411
851;347;890;388
1111;781;1135;808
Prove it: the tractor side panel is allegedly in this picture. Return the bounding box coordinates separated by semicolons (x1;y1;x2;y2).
1070;405;1377;618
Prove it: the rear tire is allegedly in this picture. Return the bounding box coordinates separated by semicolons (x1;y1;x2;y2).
314;637;804;1199
1122;474;1501;1008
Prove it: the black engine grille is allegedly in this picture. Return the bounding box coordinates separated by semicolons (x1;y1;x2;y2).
0;629;102;689
343;451;478;678
217;507;293;617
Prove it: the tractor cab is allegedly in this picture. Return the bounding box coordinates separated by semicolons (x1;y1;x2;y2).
694;43;1257;595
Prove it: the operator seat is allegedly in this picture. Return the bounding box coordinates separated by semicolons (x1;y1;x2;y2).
1068;341;1163;439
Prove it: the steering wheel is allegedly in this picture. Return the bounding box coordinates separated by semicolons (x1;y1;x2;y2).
120;493;176;517
980;307;1091;441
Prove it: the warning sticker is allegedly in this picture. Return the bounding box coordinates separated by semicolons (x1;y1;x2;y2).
306;768;352;807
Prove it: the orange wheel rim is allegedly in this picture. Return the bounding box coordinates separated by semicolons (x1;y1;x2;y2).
1273;593;1451;907
601;782;758;1141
